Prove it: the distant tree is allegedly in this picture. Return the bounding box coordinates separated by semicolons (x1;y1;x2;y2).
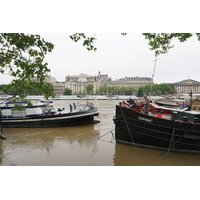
138;83;176;96
86;84;94;94
4;82;54;97
98;86;136;95
137;85;150;96
157;83;174;95
113;86;121;95
107;86;113;95
151;84;158;93
99;86;107;94
6;84;24;96
142;85;151;94
125;87;136;95
167;84;177;94
0;84;7;94
137;87;144;97
63;88;72;95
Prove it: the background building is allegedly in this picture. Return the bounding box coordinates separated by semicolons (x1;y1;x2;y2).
174;79;200;94
44;76;65;96
65;72;153;94
35;73;200;96
110;76;152;90
65;72;110;94
52;82;65;96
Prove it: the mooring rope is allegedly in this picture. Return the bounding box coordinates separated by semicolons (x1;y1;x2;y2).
119;106;138;153
96;129;115;140
64;128;116;143
175;122;199;145
159;119;200;156
166;119;176;157
48;117;115;143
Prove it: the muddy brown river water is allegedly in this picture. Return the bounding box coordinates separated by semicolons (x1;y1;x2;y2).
1;100;200;166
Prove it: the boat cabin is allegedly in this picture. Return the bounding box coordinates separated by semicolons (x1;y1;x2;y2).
0;100;56;118
172;110;200;123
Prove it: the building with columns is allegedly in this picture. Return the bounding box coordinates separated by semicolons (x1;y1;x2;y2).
174;79;200;94
65;72;110;94
65;72;153;94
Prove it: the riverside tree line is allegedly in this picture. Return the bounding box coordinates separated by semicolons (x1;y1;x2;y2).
61;83;176;96
0;83;176;97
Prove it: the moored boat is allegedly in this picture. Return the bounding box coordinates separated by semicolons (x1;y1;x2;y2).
0;95;13;101
26;95;80;100
0;98;99;128
113;99;200;154
111;95;138;100
155;98;187;108
82;95;108;100
54;95;80;100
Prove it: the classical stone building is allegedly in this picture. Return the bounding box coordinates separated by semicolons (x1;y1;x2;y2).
110;76;152;90
52;82;65;96
44;76;57;83
174;79;200;93
65;72;110;94
65;72;153;94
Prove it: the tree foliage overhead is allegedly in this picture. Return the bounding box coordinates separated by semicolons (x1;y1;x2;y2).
70;33;200;57
0;33;55;98
69;33;97;51
142;33;200;56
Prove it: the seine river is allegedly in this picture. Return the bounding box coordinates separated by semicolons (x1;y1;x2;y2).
1;99;200;166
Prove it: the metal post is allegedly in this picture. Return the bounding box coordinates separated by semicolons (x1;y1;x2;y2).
189;90;193;108
149;57;159;97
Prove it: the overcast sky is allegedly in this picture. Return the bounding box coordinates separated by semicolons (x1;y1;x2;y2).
1;33;200;85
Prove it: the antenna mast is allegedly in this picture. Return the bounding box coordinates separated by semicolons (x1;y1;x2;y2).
149;57;159;97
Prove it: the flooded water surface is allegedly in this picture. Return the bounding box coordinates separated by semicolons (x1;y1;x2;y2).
1;100;200;166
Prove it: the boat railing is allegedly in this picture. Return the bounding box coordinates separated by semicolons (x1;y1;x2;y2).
120;100;172;120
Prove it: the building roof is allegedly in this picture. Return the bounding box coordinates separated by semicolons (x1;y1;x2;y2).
174;79;200;85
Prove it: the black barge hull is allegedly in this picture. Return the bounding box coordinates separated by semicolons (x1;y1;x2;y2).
114;105;200;154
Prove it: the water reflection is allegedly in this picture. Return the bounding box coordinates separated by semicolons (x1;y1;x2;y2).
0;124;102;166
